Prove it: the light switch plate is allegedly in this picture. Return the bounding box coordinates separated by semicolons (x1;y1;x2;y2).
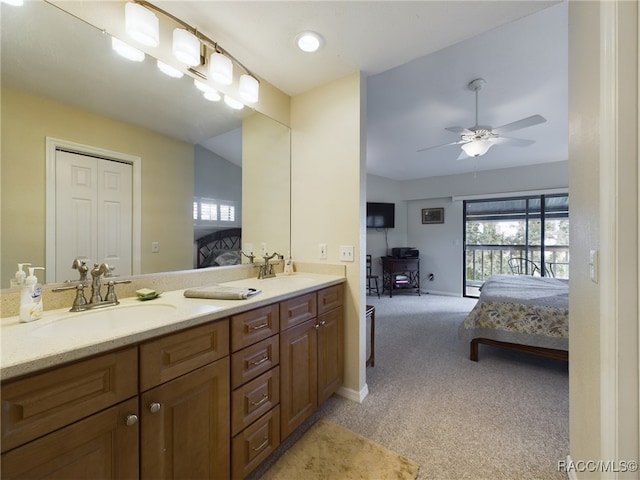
339;245;354;262
319;243;327;259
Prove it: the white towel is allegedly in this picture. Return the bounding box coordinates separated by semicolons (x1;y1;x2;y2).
184;284;261;300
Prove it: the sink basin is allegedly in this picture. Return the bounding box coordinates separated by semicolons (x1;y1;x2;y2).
32;303;177;337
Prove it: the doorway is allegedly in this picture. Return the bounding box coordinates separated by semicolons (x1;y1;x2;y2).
45;137;142;283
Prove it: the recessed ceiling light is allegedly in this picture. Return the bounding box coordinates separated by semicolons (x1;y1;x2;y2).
296;31;323;53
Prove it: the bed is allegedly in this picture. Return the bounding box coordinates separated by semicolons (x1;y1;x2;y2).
196;228;242;268
458;274;569;362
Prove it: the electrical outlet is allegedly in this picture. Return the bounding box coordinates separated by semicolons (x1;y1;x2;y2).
151;241;159;253
339;245;354;262
589;249;598;283
244;243;253;254
260;243;267;256
319;243;327;259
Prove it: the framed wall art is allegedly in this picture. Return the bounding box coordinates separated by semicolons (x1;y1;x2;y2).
422;207;444;224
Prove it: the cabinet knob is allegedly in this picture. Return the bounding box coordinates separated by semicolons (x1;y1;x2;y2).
149;402;162;414
125;414;138;426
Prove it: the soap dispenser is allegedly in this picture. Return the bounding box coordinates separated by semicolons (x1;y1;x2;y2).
283;252;293;275
12;263;31;287
20;267;45;323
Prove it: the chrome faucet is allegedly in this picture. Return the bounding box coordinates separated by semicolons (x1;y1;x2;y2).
71;257;89;281
53;262;131;312
257;252;282;279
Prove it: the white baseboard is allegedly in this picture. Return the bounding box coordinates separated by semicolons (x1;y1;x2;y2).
337;383;369;403
419;289;460;297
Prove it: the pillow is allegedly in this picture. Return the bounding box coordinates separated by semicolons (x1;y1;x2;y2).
214;250;241;266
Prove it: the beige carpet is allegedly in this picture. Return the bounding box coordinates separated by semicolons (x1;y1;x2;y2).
260;419;419;480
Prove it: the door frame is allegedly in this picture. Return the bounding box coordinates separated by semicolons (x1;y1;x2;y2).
45;137;142;283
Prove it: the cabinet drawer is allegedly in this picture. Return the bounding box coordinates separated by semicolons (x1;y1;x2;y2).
231;406;280;480
1;347;138;453
280;292;317;330
231;304;279;353
317;284;344;314
140;319;229;391
231;367;279;437
231;336;279;389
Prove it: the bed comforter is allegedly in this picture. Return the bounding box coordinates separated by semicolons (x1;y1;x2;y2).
458;274;569;351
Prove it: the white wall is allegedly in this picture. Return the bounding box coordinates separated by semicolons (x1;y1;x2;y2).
367;160;569;296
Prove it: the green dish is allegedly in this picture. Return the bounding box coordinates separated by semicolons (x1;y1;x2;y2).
137;292;162;301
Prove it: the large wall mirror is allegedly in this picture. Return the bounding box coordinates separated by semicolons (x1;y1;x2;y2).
1;1;291;286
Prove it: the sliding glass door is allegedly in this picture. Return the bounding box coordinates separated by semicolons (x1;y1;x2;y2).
463;194;569;297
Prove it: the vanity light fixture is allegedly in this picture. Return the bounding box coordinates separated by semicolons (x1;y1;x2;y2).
224;95;244;110
157;60;183;78
125;2;159;47
112;37;145;62
172;28;201;66
209;52;233;85
461;139;493;157
1;0;24;6
296;31;323;53
120;1;260;104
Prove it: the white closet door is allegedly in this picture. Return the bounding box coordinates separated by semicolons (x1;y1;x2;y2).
98;159;132;277
55;150;132;282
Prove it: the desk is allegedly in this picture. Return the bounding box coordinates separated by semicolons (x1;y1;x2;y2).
381;257;420;297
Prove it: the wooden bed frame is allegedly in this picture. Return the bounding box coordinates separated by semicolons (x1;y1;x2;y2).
470;338;568;362
196;228;242;268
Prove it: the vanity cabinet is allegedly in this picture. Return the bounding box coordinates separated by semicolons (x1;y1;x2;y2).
1;280;345;480
279;285;344;440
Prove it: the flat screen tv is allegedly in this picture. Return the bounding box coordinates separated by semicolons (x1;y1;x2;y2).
366;202;395;228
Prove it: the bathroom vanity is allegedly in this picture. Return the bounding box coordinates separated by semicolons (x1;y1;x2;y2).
0;273;345;479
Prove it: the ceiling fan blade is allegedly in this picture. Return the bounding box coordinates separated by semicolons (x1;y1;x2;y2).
417;140;464;153
492;136;536;147
445;126;473;135
492;114;546;134
456;149;469;160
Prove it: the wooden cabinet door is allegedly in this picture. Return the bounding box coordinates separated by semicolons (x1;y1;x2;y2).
141;357;230;480
279;319;317;440
1;397;138;479
317;308;344;404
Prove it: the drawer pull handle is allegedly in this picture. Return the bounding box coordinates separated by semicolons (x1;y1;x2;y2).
149;402;162;414
250;355;269;366
125;414;138;426
252;437;269;452
314;323;320;329
250;394;269;406
250;323;269;330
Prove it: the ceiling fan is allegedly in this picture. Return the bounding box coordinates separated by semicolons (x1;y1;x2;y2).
417;78;546;159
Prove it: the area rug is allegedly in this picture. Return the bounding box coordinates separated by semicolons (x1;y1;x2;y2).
260;419;419;479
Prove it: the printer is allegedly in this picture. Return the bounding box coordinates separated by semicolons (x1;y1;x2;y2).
391;247;419;258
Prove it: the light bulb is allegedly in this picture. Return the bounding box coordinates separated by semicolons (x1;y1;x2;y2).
224;95;244;110
204;90;221;102
461;140;493;157
296;31;323;53
239;74;259;104
157;60;183;78
125;2;159;47
173;28;200;66
112;37;145;62
209;52;233;85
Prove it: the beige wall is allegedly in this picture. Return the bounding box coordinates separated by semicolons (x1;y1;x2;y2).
291;72;367;397
242;113;291;255
569;0;639;473
0;88;194;285
568;1;602;472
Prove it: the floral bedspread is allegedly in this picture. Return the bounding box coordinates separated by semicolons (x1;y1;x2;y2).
458;275;569;350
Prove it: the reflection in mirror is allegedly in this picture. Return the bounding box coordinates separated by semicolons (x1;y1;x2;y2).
0;1;291;287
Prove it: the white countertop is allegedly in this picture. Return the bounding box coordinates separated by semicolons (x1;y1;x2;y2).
1;273;345;382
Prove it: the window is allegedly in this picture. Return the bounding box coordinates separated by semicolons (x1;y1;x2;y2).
193;197;237;226
463;193;569;297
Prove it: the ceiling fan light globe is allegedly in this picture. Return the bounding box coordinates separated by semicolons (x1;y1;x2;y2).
462;140;492;157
